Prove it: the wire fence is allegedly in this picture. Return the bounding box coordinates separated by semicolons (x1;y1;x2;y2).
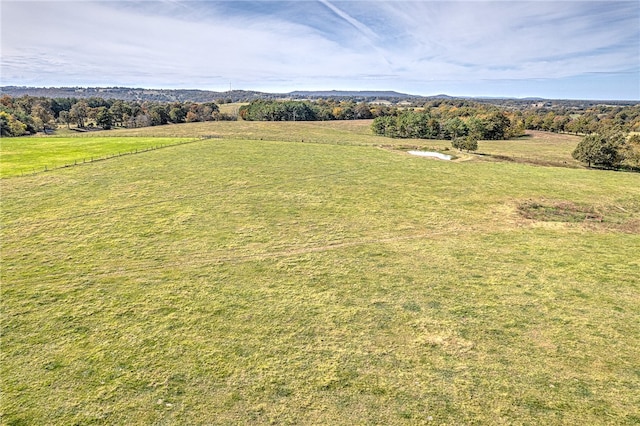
15;136;219;178
8;133;372;179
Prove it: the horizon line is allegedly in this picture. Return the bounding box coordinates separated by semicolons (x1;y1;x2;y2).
1;85;639;102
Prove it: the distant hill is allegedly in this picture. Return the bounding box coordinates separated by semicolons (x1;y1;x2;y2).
0;86;426;103
288;90;415;99
0;86;275;103
2;86;636;107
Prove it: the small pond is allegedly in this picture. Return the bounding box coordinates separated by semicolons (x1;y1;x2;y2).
407;150;452;160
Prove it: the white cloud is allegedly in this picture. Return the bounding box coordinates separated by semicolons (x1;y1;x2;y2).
1;0;638;98
1;1;390;88
369;1;638;78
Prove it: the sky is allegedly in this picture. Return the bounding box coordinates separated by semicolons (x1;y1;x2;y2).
1;0;639;100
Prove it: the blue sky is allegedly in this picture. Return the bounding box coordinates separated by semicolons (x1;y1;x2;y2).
1;0;638;99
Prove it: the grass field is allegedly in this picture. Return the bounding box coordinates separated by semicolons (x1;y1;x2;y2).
0;136;197;177
23;120;583;168
1;122;639;424
218;102;248;117
477;131;583;168
103;119;391;146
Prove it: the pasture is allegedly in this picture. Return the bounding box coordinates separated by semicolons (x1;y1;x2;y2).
1;122;639;424
0;136;197;178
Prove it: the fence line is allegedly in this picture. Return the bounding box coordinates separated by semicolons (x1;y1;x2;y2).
13;134;360;178
16;136;217;178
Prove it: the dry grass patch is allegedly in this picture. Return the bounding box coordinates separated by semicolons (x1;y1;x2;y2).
518;200;603;223
517;198;640;233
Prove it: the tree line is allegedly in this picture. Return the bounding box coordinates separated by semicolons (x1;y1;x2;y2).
371;103;522;143
572;131;640;170
238;99;394;121
519;105;640;135
0;95;235;137
371;100;640;138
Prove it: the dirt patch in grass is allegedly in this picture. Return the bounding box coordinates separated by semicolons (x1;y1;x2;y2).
517;199;640;233
478;153;580;169
518;200;603;223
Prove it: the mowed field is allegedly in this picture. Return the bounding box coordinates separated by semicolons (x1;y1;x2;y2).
0;136;197;178
2;121;639;424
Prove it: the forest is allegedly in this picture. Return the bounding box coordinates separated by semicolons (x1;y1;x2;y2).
0;95;231;136
238;99;394;121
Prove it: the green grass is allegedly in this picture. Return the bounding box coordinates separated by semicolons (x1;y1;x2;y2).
2;127;639;424
478;130;582;167
98;119;388;146
0;136;196;177
218;102;248;116
81;121;583;168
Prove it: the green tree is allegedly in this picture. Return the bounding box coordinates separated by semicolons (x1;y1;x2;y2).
109;100;130;127
0;111;27;136
467;116;487;140
149;105;169;126
96;107;114;129
452;135;478;152
443;117;468;139
484;112;511;140
70;101;89;128
58;111;71;129
31;103;55;133
0;111;10;136
542;112;556;131
573;134;601;167
169;105;187;123
507;114;526;138
371;116;397;137
572;133;624;168
354;103;373;119
622;134;640;168
566;115;585;134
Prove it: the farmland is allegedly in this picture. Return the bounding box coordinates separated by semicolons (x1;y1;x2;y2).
0;136;197;178
1;121;639;424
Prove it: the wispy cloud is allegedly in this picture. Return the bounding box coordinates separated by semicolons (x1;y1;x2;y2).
318;0;379;42
1;0;638;99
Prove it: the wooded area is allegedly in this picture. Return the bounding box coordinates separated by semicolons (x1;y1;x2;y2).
0;95;230;137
